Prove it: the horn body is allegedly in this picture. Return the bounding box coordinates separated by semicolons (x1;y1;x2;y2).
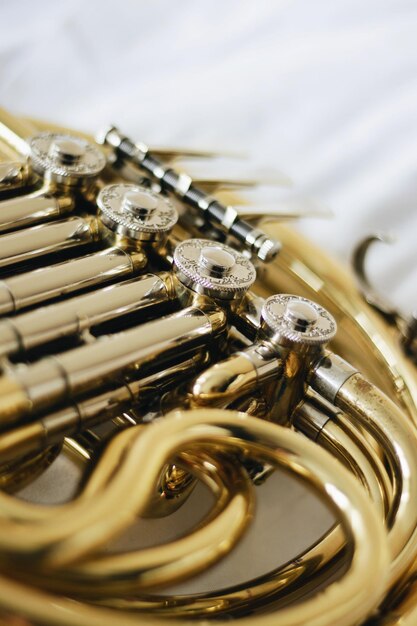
0;108;415;626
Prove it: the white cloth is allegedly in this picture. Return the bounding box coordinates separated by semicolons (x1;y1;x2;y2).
1;0;416;308
2;0;416;594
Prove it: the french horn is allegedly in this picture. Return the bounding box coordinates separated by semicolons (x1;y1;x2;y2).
0;106;415;626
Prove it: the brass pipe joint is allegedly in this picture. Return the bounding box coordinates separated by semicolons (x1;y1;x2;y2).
0;183;178;311
193;293;336;424
0;132;106;232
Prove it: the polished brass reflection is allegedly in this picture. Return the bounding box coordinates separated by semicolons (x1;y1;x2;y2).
353;234;417;363
0;107;415;626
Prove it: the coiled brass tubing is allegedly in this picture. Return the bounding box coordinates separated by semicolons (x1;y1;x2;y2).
0;410;389;626
0;108;414;626
84;397;395;617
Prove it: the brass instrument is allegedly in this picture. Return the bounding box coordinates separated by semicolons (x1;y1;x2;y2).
0;107;416;626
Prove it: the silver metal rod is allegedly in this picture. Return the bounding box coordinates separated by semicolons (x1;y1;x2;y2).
0;305;225;421
100;127;281;262
0;246;145;316
311;353;358;404
0;216;98;270
0;272;174;356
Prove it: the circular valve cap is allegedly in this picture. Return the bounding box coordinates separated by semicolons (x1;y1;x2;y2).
261;294;337;348
173;239;256;300
97;183;178;242
29;132;106;181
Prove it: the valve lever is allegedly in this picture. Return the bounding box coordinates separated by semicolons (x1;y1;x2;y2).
98;126;281;263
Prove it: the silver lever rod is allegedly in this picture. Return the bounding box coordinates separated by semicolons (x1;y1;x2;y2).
99;126;281;263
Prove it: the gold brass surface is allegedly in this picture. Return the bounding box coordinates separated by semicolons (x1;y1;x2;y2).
0;107;414;626
0;410;391;626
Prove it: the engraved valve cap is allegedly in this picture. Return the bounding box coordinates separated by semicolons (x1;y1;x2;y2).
97;183;178;242
173;238;256;300
261;294;337;349
29;132;106;183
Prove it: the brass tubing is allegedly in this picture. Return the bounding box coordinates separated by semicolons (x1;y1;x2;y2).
135;393;394;619
15;390;393;609
294;400;392;520
0;141;24;162
91;528;347;617
13;113;417;420
191;338;308;425
0;388;137;469
0;423;254;594
312;362;417;589
372;577;417;625
0;409;389;626
0;272;174;357
0;445;62;493
192;344;282;408
0;416;251;574
261;222;417;426
317;418;393;518
193;350;267;407
0;306;226;424
192;319;416;612
0;215;99;270
15;449;254;595
0;188;74;233
0;108;412;625
0;246;146;315
337;375;417;585
0;160;30;194
187;357;397;618
0;352;210;467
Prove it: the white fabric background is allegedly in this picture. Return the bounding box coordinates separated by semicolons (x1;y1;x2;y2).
1;0;417;594
1;0;416;310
